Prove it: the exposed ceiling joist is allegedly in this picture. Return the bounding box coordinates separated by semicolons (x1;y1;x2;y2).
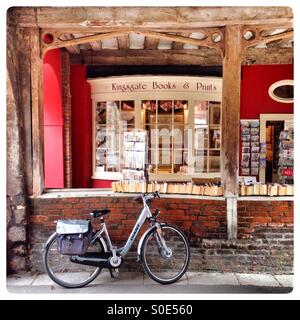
69;47;293;66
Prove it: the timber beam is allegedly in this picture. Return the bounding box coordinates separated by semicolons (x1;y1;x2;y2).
69;47;293;66
40;28;225;56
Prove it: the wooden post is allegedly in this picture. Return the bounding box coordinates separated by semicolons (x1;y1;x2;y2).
61;49;73;188
16;28;33;195
221;25;242;240
31;28;44;196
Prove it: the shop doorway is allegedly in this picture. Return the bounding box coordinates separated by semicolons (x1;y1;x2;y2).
259;114;293;183
265;121;284;183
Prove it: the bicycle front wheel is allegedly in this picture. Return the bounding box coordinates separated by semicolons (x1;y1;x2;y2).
44;233;105;288
141;224;190;284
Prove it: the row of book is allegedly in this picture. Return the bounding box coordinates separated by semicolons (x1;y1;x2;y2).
240;183;294;196
112;181;224;196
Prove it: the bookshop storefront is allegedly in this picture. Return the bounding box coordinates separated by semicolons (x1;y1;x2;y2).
32;66;293;274
7;7;294;274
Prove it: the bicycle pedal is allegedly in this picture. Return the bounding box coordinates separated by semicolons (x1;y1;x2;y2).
110;268;120;278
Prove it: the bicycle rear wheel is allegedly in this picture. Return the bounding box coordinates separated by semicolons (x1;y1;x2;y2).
44;233;105;288
141;224;190;284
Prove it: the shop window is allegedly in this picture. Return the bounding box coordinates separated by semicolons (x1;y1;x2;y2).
143;100;188;174
94;99;221;179
90;76;223;182
142;100;221;176
95;101;135;178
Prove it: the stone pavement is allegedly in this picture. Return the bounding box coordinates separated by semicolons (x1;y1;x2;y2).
6;271;293;294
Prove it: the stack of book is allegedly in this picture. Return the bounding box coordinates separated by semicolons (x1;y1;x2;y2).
239;183;294;197
112;181;224;197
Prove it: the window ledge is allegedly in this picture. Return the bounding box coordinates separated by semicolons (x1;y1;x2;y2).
32;189;293;201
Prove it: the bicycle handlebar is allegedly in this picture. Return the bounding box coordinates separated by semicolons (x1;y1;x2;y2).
133;191;160;202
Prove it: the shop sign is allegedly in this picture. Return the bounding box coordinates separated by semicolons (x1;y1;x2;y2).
89;76;222;95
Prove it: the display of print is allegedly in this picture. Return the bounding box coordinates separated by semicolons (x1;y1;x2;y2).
240;120;260;176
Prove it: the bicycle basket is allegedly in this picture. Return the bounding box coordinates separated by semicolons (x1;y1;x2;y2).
56;220;92;255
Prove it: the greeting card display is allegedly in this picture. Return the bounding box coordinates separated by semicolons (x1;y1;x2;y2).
240;120;260;176
122;130;147;180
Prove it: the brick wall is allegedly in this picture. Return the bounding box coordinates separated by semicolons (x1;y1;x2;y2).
28;196;293;274
188;201;293;273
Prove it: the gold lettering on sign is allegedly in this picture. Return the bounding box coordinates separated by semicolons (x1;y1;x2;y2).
196;83;217;91
111;83;147;92
152;82;176;90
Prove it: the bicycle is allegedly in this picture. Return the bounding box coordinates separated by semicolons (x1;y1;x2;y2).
44;191;191;288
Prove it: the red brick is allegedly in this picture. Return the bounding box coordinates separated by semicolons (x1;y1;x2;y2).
30;215;49;223
271;217;293;224
62;209;79;215
271;206;291;212
284;211;294;218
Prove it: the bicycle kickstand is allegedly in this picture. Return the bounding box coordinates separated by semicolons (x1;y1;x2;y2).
110;268;120;278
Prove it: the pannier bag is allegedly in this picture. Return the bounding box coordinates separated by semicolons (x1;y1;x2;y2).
56;220;93;255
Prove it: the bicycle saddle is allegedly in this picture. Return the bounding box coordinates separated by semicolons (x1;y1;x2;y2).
90;209;111;218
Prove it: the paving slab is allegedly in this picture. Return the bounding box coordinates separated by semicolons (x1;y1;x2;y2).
235;273;279;287
143;273;188;285
6;274;37;287
93;271;144;285
187;272;239;286
274;275;293;288
32;272;99;286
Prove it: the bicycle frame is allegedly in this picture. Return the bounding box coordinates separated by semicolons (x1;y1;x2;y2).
91;196;154;257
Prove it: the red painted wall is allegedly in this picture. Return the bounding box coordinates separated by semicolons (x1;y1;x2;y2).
240;64;293;119
43;49;64;188
92;180;114;188
70;65;92;188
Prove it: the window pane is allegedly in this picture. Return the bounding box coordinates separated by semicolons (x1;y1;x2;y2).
158;100;172;114
195;150;208;173
157;124;172;148
143;100;157;124
96;102;106;125
209;102;221;125
148;148;158;169
195;126;208;150
96;126;106;149
209;150;220;172
106;150;119;172
121;101;135;125
209;129;221;149
107;101;120;126
194;101;209;125
106;127;119;150
158;149;172;173
173;125;184;149
173;149;188;173
96;149;106;168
